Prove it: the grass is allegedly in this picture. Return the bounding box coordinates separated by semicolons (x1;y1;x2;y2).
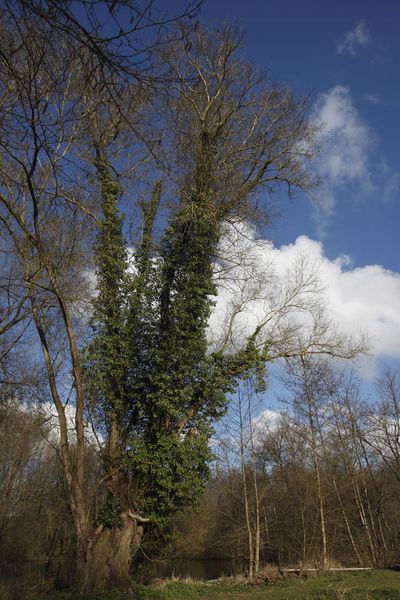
35;570;400;600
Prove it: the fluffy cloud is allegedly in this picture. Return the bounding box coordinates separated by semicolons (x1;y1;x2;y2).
311;85;374;233
209;224;400;374
312;86;373;183
83;222;400;377
209;222;323;356
337;21;370;56
304;242;400;359
310;86;400;236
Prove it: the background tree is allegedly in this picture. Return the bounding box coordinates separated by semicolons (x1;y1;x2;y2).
215;381;268;578
282;356;334;570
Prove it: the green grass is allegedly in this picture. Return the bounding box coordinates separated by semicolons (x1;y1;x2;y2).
35;570;400;600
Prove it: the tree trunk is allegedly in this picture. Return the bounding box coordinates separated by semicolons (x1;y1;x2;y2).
76;514;143;594
248;394;261;576
334;476;363;566
318;408;364;566
239;394;254;579
307;401;327;570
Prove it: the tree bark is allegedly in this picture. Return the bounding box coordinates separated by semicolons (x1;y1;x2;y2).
77;514;144;594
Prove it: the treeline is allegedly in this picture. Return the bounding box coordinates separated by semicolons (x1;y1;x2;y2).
2;364;400;588
173;363;400;575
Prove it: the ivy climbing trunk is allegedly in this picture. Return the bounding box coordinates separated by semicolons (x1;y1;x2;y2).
83;138;139;592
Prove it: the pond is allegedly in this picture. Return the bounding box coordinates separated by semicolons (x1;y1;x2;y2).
138;558;246;582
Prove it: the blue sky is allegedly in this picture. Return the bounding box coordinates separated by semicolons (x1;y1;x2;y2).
196;0;400;273
176;0;400;401
80;1;400;384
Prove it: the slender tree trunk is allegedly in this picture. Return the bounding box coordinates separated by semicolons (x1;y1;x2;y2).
334;476;363;565
352;476;376;565
254;484;260;575
239;394;254;578
306;395;327;570
29;285;90;550
361;475;380;564
319;406;363;566
300;505;309;572
298;358;328;570
358;441;389;565
29;277;144;593
248;392;261;576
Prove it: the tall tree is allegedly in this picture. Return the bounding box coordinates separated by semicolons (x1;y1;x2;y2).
0;1;202;592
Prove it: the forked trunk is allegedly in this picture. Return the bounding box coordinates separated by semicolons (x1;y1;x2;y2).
77;514;143;595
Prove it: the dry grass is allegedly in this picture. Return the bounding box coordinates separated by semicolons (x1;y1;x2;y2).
32;569;400;600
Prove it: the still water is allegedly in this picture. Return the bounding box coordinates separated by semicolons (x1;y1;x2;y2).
138;558;246;581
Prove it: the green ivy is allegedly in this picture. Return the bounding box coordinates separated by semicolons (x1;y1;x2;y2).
86;138;268;537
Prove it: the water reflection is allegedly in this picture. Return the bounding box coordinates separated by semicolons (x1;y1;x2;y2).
138;558;245;582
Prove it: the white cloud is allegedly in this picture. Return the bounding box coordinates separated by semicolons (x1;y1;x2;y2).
209;221;323;356
310;86;400;235
209;224;400;375
337;21;370;56
252;408;281;442
80;221;400;379
312;85;374;201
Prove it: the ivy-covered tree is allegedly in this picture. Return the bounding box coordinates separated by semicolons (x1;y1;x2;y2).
90;143;129;461
84;24;322;591
126;207;229;524
83;141;136;589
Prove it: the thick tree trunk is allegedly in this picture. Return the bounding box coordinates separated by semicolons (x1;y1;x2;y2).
76;514;143;595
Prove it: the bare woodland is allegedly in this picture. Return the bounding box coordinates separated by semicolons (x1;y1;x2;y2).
181;366;400;576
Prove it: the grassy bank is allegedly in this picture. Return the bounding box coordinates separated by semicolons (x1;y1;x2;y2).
33;570;400;600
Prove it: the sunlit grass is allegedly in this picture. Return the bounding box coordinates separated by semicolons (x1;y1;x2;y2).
34;570;400;600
